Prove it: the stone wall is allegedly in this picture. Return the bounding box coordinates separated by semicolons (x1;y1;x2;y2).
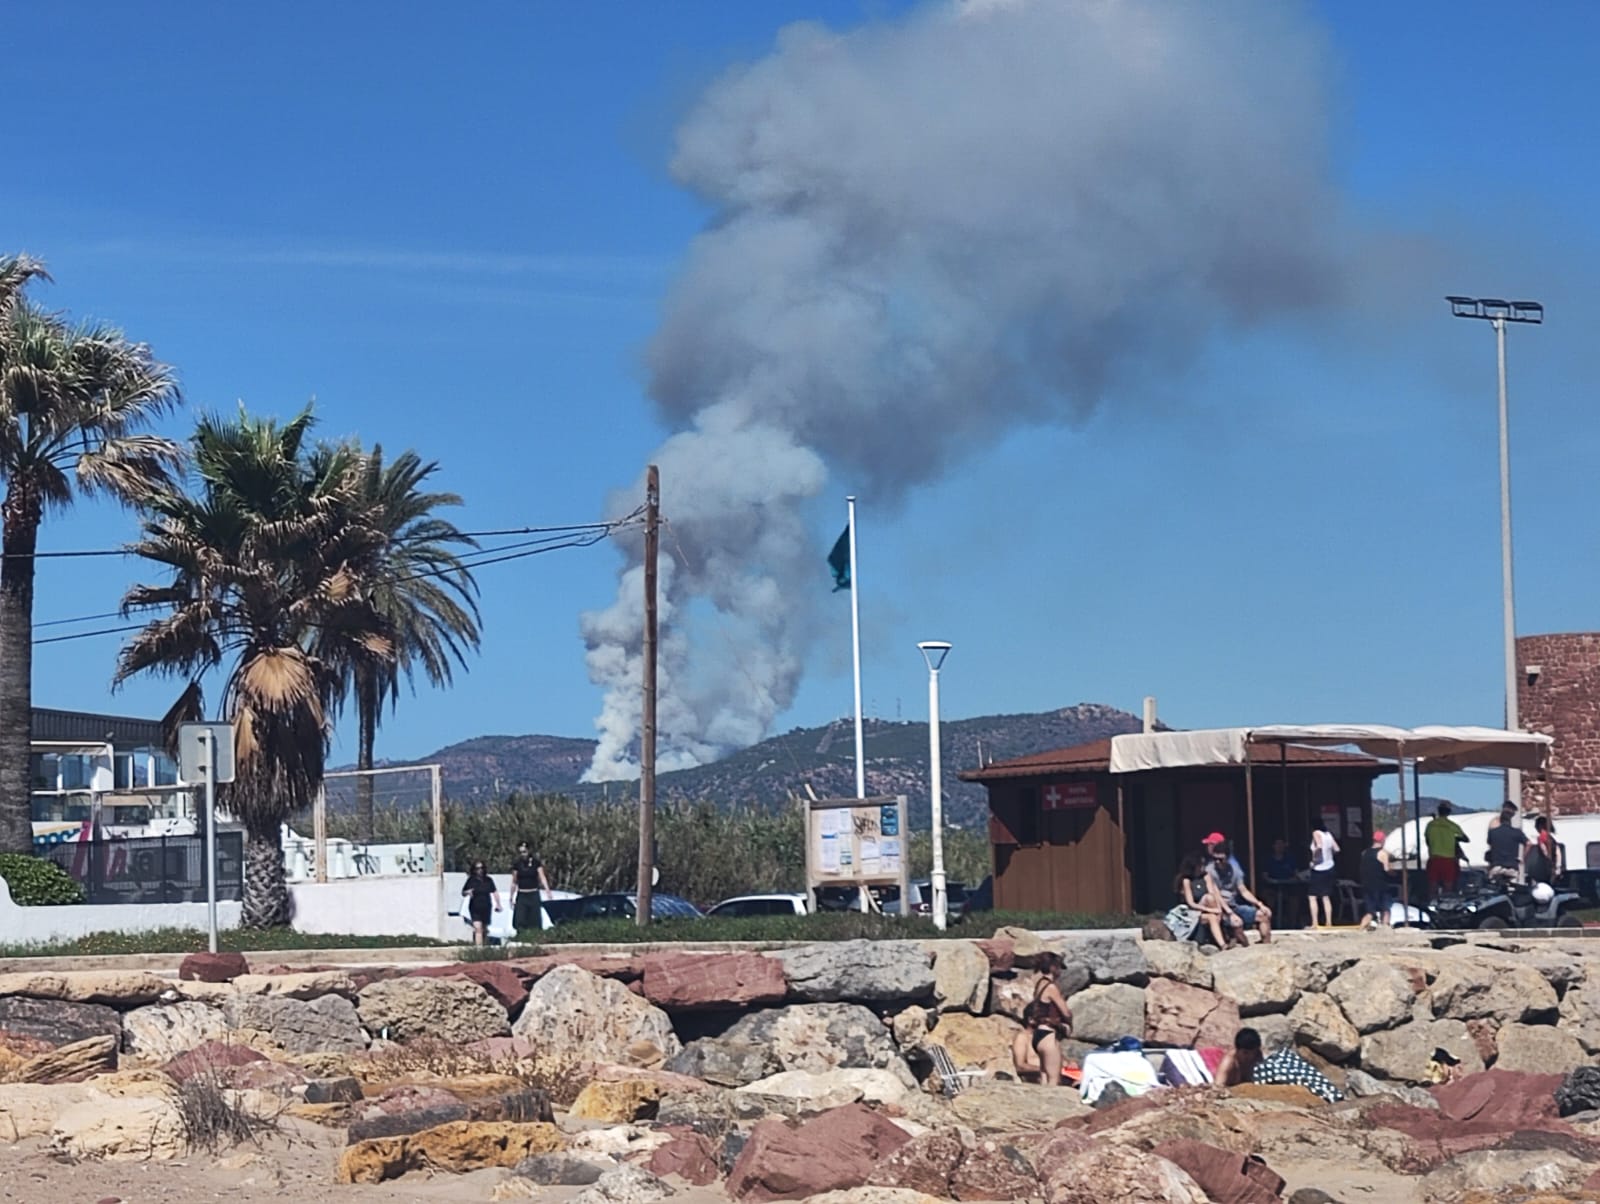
1518;632;1600;815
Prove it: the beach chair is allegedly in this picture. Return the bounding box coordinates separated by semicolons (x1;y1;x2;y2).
926;1043;985;1097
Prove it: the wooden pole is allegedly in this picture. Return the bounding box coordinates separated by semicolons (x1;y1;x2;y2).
430;764;443;875
1116;780;1128;914
1398;753;1409;917
1244;741;1256;894
635;465;660;928
313;783;328;884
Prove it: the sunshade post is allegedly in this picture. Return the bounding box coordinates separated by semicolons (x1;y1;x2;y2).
1244;740;1256;895
1397;750;1409;916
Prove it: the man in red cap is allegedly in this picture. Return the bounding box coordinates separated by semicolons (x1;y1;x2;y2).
1204;832;1272;944
1359;829;1393;931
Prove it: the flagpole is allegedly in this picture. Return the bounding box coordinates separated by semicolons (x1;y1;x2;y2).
848;496;865;799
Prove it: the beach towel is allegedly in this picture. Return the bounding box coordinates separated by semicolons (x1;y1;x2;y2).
1080;1050;1160;1105
1152;1140;1284;1204
1160;1049;1214;1087
1249;1048;1344;1103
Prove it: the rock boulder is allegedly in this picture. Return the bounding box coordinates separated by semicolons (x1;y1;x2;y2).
1495;1023;1587;1075
1068;983;1146;1045
513;964;679;1068
1430;961;1558;1025
336;1120;566;1184
1139;940;1214;989
1325;960;1416;1034
925;1012;1022;1075
223;992;368;1054
931;941;991;1013
357;976;510;1044
1208;948;1299;1017
1359;1019;1484;1085
0;995;120;1054
407;962;532;1015
48;1093;185;1161
669;1003;906;1088
19;1034;118;1083
1287;993;1360;1063
121;1002;228;1063
640;952;788;1012
726;1103;912;1201
178;951;248;983
777;942;934;1005
1144;979;1229;1047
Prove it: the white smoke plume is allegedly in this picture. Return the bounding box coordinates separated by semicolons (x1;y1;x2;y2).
582;0;1347;781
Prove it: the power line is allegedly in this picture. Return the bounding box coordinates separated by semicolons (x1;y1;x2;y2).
31;509;645;647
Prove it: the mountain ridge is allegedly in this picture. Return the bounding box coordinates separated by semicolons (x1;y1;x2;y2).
346;702;1148;828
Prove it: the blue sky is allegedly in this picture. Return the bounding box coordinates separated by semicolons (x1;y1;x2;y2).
5;2;1599;806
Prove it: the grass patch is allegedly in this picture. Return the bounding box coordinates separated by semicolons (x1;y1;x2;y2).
0;927;448;959
176;1068;283;1153
492;908;1139;950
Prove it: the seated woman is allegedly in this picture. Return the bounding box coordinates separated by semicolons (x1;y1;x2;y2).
1010;951;1073;1086
1165;855;1239;948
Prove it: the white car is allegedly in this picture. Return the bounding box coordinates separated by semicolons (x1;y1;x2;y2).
706;893;809;919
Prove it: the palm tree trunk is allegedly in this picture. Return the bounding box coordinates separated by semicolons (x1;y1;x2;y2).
241;824;291;928
356;666;377;844
0;485;40;854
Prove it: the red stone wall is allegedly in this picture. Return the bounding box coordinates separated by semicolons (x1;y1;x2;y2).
1517;633;1600;815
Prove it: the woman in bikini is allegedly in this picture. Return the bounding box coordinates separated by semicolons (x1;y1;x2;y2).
1010;951;1073;1086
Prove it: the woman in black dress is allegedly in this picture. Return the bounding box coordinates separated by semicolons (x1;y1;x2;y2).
462;860;502;947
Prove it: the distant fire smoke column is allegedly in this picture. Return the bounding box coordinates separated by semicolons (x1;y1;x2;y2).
582;0;1347;780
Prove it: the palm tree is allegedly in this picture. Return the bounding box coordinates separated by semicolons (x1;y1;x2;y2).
0;255;181;853
116;406;387;926
324;446;480;842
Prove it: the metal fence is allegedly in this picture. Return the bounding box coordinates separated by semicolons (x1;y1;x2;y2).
41;832;244;905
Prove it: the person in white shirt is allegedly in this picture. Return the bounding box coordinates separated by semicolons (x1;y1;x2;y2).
1308;827;1341;929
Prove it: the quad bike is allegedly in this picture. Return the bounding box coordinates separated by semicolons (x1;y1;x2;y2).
1428;866;1584;931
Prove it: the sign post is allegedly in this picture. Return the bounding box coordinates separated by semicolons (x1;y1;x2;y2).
178;723;236;953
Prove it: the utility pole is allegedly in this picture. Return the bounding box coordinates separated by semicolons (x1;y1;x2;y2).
635;465;660;927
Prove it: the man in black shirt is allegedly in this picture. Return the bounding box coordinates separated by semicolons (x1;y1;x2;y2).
510;841;552;934
1485;802;1527;882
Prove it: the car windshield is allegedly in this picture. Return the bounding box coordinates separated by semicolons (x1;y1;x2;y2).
650;894;703;919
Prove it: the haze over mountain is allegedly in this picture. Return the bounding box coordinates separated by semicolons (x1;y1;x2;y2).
359;702;1148;829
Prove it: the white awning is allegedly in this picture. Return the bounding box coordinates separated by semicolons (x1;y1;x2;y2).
1107;725;1552;775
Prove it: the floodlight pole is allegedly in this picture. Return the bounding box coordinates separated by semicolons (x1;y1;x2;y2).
1448;297;1542;809
918;641;952;932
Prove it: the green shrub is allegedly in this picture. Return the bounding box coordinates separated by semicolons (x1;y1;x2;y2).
0;854;86;906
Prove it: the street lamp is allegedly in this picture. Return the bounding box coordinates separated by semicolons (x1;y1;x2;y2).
917;641;952;932
1446;295;1544;807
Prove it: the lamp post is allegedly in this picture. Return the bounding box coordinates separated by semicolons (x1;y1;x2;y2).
1446;296;1543;808
917;641;952;931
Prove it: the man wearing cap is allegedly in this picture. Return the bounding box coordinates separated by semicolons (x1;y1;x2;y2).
1204;833;1273;944
1359;829;1393;930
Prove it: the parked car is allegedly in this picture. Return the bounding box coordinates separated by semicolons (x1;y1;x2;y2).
706;893;809;919
541;891;704;926
959;875;994;920
874;879;968;917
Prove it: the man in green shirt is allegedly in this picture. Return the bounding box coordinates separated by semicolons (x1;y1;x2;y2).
1424;802;1468;894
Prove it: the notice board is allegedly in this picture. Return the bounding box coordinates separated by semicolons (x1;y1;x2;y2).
805;794;911;916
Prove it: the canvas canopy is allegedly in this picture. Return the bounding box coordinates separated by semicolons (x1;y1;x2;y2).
1107;725;1552;775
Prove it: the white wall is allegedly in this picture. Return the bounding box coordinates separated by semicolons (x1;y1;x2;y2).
0;877;241;946
289;874;447;941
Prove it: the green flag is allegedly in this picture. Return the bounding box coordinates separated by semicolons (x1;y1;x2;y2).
827;525;851;591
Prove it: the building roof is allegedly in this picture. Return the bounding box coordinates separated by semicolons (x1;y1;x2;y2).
959;737;1381;783
31;707;165;748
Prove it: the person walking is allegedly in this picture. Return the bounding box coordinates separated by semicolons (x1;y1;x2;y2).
1424;802;1468;896
510;840;552;935
461;860;502;947
1358;830;1392;931
1307;825;1340;929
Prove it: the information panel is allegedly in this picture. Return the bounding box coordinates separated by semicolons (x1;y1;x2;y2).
805;794;911;916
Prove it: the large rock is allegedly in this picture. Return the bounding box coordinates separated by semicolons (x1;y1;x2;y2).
925;1012;1022;1074
48;1093;185;1161
647;1131;720;1186
1077;935;1151;986
1557;1065;1600;1116
726;1103;912;1201
1559;985;1600;1055
1421;1148;1591;1199
988;971;1043;1023
948;1079;1090;1132
0;995;120;1054
737;1068;910;1110
0;970;167;1008
1067;984;1146;1045
570;1164;674;1204
231;970;356;1000
993;926;1048;965
19;1034;118;1083
777;942;934;1005
337;1120;566;1184
640;951;788;1012
1359;1019;1485;1084
513;965;679;1068
1139;941;1214;989
224;992;368;1054
866;1129;965;1196
1143;979;1230;1047
656;1087;826;1139
570;1077;671;1123
161;1039;266;1084
1430;961;1559;1024
357;976;510;1044
1343;1068;1438;1109
0;1082;98;1141
888;1006;933;1050
1287;994;1360;1063
121;1002;228;1063
1325;961;1416;1034
931;942;990;1014
1040;1140;1207;1204
408;962;533;1015
952;1136;1042;1200
516;1153;611;1185
1208;948;1299;1017
178;951;248;983
1495;1023;1587;1075
669;1003;907;1088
